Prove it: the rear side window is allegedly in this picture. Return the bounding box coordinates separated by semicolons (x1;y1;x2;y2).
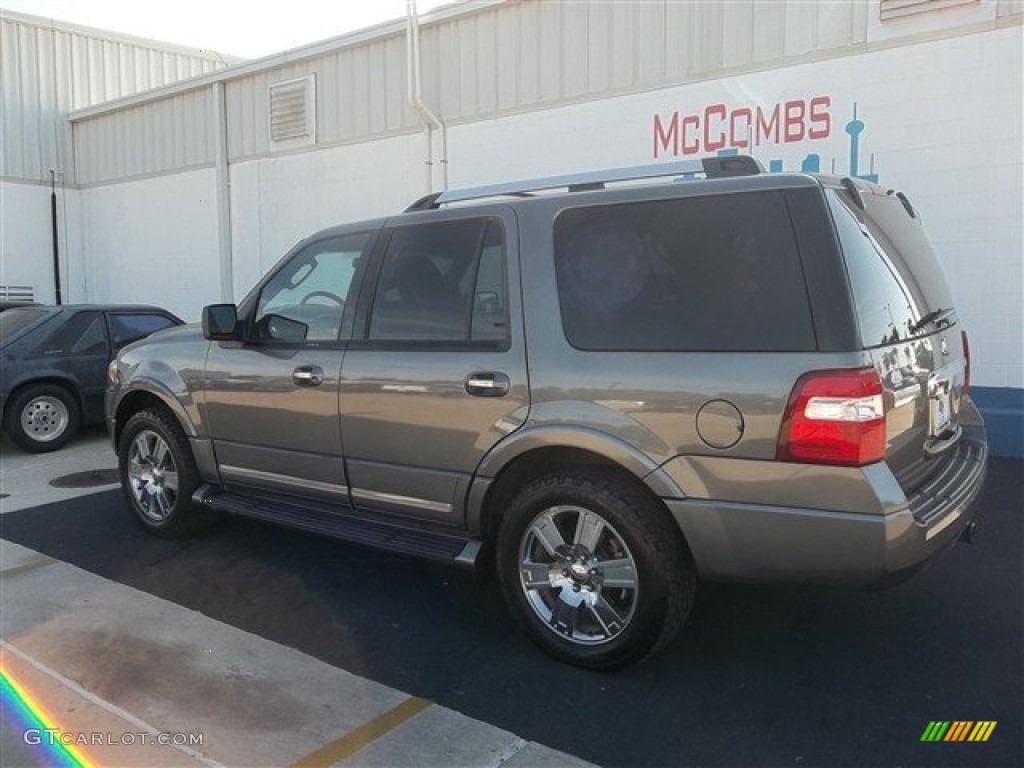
109;313;178;349
554;191;816;351
0;308;50;341
828;188;957;348
368;218;507;344
32;311;108;357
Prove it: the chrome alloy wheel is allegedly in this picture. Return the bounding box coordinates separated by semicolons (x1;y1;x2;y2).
20;395;69;443
518;505;639;645
127;430;179;522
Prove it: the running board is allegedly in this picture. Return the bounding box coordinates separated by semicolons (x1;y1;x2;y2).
193;484;480;566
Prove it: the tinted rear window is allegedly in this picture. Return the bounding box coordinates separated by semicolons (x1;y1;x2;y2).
0;308;51;341
32;311;108;357
368;218;507;344
109;313;178;348
828;188;957;348
554;191;816;351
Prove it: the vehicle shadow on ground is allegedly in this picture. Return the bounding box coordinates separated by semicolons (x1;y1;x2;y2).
2;458;1020;767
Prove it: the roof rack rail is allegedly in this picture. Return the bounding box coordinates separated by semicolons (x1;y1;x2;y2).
840;177;865;210
403;155;764;211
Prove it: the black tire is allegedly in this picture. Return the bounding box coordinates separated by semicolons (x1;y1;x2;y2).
118;407;215;537
4;383;81;453
496;470;696;670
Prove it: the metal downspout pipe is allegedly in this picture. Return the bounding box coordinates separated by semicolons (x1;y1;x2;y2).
406;0;448;193
213;81;234;302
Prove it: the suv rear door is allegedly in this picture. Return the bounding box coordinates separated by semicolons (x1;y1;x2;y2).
827;183;968;490
338;208;528;526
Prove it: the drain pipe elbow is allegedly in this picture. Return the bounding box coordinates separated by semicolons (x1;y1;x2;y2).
406;0;448;192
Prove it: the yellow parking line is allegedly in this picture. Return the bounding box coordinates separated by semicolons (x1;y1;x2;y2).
0;557;58;578
289;696;431;768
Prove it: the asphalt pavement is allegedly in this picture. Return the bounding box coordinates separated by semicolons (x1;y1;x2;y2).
1;439;1021;767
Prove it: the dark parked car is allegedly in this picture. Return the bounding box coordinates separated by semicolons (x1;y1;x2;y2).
2;305;182;452
108;157;987;669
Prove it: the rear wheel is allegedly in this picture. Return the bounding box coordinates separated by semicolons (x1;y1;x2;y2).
496;470;696;670
118;408;215;537
5;383;80;452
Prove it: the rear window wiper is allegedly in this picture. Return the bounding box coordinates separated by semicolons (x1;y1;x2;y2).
909;307;955;335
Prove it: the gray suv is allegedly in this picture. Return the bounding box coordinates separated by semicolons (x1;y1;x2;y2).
107;156;987;669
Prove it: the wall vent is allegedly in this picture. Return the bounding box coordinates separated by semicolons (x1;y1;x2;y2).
0;285;36;303
269;75;316;144
880;0;979;21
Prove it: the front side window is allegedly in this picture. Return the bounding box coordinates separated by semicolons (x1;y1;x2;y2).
554;191;816;351
368;218;507;344
255;233;371;343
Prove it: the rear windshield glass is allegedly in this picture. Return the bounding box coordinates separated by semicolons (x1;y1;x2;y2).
554;191;816;351
828;188;956;348
0;308;51;341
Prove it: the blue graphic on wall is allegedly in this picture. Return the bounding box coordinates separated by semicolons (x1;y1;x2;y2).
719;103;879;182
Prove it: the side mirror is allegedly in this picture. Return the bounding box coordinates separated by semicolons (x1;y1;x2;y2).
202;304;239;341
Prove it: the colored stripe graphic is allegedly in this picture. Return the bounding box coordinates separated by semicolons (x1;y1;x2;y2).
968;722;997;742
944;721;972;741
921;720;996;742
0;668;94;767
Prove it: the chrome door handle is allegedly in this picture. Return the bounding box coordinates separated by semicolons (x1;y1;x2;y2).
293;365;324;386
465;372;510;397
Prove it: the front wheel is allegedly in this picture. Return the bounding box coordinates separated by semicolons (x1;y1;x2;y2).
496;471;696;670
5;383;80;452
118;408;215;537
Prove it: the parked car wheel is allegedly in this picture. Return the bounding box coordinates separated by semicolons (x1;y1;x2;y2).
496;471;696;670
5;383;81;452
118;408;215;537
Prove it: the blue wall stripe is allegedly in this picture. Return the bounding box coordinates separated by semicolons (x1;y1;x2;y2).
971;387;1023;459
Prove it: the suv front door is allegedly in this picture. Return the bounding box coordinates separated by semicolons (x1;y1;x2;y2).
339;210;528;525
203;230;374;499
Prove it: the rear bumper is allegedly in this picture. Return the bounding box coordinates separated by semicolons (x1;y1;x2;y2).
663;422;988;589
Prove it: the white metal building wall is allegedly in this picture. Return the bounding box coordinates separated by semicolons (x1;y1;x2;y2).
67;0;1023;185
74;90;215;185
418;0;869;120
68;0;888;181
223;0;873;160
0;9;229;183
226;33;417;162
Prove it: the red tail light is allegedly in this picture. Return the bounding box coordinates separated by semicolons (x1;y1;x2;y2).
777;368;886;466
961;330;971;397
